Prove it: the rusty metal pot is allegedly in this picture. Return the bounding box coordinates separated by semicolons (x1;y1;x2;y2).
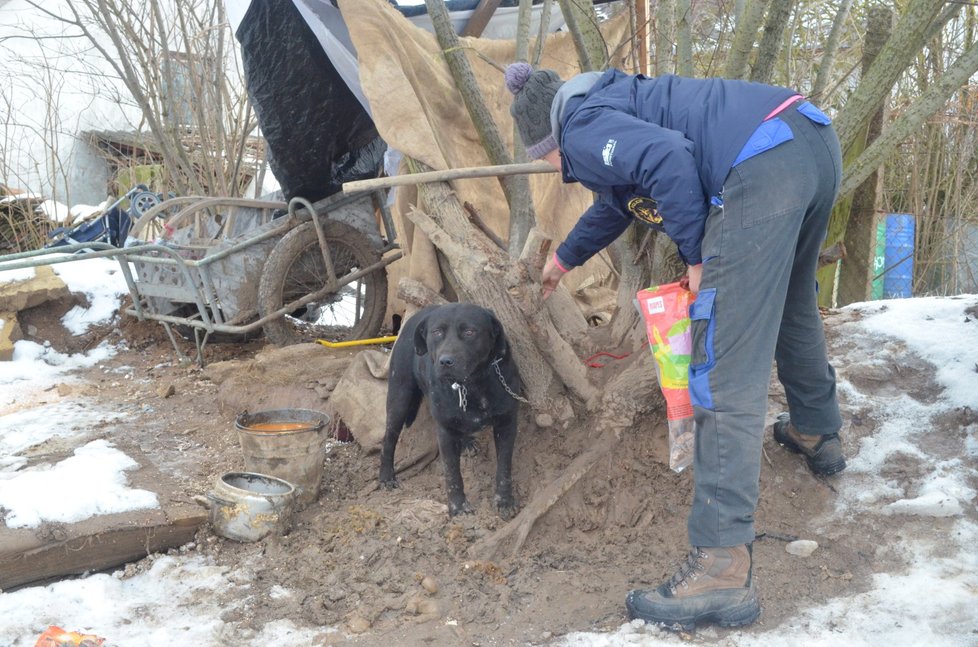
197;471;296;542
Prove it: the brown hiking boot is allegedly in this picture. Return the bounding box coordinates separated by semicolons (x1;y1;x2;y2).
625;545;760;631
773;413;847;476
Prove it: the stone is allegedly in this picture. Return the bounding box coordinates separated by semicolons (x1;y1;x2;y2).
785;539;819;557
346;615;371;634
0;312;23;361
420;575;439;594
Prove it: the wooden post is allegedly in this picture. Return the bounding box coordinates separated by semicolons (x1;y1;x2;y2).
461;0;503;37
342;161;556;194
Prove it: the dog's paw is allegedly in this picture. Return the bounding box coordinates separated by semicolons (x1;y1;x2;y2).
495;495;518;520
379;477;400;490
448;499;474;516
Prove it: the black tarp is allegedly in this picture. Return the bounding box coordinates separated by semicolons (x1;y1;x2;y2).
236;0;383;204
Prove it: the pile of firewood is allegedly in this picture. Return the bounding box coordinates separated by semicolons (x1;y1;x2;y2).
0;185;50;254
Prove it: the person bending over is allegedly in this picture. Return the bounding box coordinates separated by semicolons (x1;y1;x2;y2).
505;61;847;630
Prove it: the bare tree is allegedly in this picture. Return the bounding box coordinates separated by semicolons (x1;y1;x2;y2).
834;4;891;306
724;0;771;79
810;0;853;102
750;0;795;84
24;0;260;199
424;0;537;257
676;0;693;76
833;0;948;153
655;0;675;75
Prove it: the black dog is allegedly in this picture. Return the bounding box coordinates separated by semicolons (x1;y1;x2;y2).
380;303;522;518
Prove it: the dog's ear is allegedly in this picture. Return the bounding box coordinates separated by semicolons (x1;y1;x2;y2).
414;318;429;356
490;312;508;359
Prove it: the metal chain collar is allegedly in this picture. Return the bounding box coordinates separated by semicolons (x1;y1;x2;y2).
451;382;468;411
450;358;529;412
491;358;530;404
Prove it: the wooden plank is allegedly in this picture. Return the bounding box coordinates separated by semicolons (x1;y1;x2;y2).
0;504;206;591
460;0;503;37
342;161;555;194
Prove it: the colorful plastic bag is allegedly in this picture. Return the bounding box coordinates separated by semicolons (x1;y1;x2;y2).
34;626;105;647
637;282;696;472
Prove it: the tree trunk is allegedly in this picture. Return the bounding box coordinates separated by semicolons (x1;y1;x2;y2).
633;0;650;75
424;0;536;256
655;0;675;75
750;0;794;84
838;38;978;200
836;4;890;306
810;0;853;102
724;0;771;79
676;0;693;76
532;0;555;66
833;0;946;152
557;0;606;71
818;13;978;304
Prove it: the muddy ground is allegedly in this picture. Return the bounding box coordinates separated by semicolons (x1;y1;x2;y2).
12;296;954;645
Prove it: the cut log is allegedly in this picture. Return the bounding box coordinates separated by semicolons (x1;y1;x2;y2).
0;504;205;591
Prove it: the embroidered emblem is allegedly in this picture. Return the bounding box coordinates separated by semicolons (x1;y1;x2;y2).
627;196;662;224
602;139;617;166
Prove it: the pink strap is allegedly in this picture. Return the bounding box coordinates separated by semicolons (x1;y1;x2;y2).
764;94;804;120
553;252;570;273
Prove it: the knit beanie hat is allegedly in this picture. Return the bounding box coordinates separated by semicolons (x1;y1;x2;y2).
505;62;563;159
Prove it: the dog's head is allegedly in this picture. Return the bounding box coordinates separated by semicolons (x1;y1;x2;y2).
414;303;507;381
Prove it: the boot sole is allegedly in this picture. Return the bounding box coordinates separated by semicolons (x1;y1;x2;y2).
626;589;761;632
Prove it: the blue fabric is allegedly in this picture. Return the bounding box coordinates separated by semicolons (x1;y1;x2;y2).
555;70;797;267
730;101;834;168
732;117;794;167
554;195;632;268
687;288;716;410
797;100;832;125
45;206;133;249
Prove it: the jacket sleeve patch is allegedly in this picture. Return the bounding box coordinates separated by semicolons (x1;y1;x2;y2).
627;196;662;225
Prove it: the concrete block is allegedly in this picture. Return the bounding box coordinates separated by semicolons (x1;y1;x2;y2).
0;265;70;312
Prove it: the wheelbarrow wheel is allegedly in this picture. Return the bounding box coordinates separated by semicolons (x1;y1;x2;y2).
258;220;388;346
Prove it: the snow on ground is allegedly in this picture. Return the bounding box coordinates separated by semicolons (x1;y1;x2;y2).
0;258;125;411
0;253;975;645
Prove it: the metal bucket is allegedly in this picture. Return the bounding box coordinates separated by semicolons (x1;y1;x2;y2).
202;471;296;542
234;408;329;507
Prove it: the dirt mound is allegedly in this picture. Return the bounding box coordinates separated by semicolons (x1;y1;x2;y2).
14;301;938;644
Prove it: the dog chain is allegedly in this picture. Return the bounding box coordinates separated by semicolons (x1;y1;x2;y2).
451;382;468;411
492;358;530;404
451;360;529;411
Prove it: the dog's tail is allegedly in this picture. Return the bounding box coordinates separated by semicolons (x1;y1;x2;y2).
402;397;422;429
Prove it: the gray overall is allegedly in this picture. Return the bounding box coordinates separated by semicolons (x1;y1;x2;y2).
687;103;844;547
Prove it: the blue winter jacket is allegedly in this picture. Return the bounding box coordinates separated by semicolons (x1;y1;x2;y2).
555;70;797;267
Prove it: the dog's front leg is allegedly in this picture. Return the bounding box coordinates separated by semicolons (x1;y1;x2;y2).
492;415;518;520
437;427;472;515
